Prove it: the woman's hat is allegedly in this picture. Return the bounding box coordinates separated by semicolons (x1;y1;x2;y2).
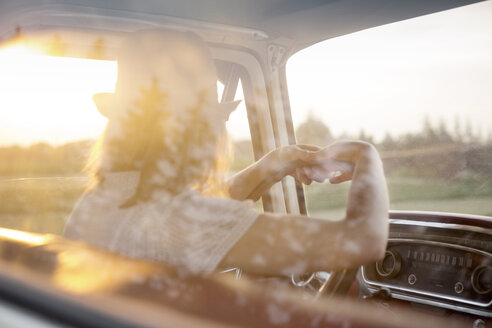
93;29;240;126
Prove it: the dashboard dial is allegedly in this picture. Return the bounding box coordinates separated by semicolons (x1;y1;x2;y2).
471;265;492;295
376;250;402;278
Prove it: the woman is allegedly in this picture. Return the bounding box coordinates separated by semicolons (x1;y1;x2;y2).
64;29;389;276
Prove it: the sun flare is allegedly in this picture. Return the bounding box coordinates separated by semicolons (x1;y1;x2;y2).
0;43;117;146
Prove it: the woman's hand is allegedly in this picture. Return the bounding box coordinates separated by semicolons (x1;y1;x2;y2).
229;141;375;200
291;141;365;185
264;142;361;186
228;144;320;201
268;144;320;177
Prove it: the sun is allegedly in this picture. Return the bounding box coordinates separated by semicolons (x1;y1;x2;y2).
0;43;117;146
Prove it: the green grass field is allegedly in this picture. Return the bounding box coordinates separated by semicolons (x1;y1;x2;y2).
0;177;87;235
307;196;492;220
304;175;492;219
1;174;491;235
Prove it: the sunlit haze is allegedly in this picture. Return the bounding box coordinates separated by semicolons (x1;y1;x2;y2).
0;1;491;145
0;44;115;146
0;43;250;145
288;1;492;141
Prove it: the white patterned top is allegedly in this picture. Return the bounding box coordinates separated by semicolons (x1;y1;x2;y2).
64;171;259;275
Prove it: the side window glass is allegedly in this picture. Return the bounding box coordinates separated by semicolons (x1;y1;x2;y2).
0;45;114;234
219;80;255;174
0;43;257;234
222;79;262;210
287;2;492;218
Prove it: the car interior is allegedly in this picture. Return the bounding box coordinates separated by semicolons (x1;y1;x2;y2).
0;0;490;327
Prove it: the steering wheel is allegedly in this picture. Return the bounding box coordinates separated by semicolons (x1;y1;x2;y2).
221;267;358;298
290;268;359;299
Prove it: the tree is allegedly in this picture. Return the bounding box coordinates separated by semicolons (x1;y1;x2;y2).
422;115;437;145
453;115;463;143
380;132;397;151
357;129;374;144
437;119;453;143
109;79;217;204
109;78;170;202
464;118;478;143
295;112;332;146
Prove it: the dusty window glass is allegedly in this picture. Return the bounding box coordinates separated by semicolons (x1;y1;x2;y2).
220;79;260;210
219;80;255;174
0;41;254;234
0;44;114;234
287;2;492;219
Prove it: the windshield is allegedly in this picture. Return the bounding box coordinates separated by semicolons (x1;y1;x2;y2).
287;1;492;219
0;38;253;235
0;3;489;327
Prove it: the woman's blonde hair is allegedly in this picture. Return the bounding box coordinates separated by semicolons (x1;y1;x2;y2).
85;29;233;206
86;85;232;206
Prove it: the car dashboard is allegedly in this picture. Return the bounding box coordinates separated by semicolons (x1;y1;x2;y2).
360;211;491;322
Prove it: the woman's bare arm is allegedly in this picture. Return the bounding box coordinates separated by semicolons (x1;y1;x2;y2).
228;145;317;201
220;141;389;275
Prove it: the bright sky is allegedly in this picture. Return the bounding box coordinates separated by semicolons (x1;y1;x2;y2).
288;1;492;141
0;46;114;145
0;1;490;146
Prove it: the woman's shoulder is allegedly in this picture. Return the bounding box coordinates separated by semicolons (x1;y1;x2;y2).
155;190;259;224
